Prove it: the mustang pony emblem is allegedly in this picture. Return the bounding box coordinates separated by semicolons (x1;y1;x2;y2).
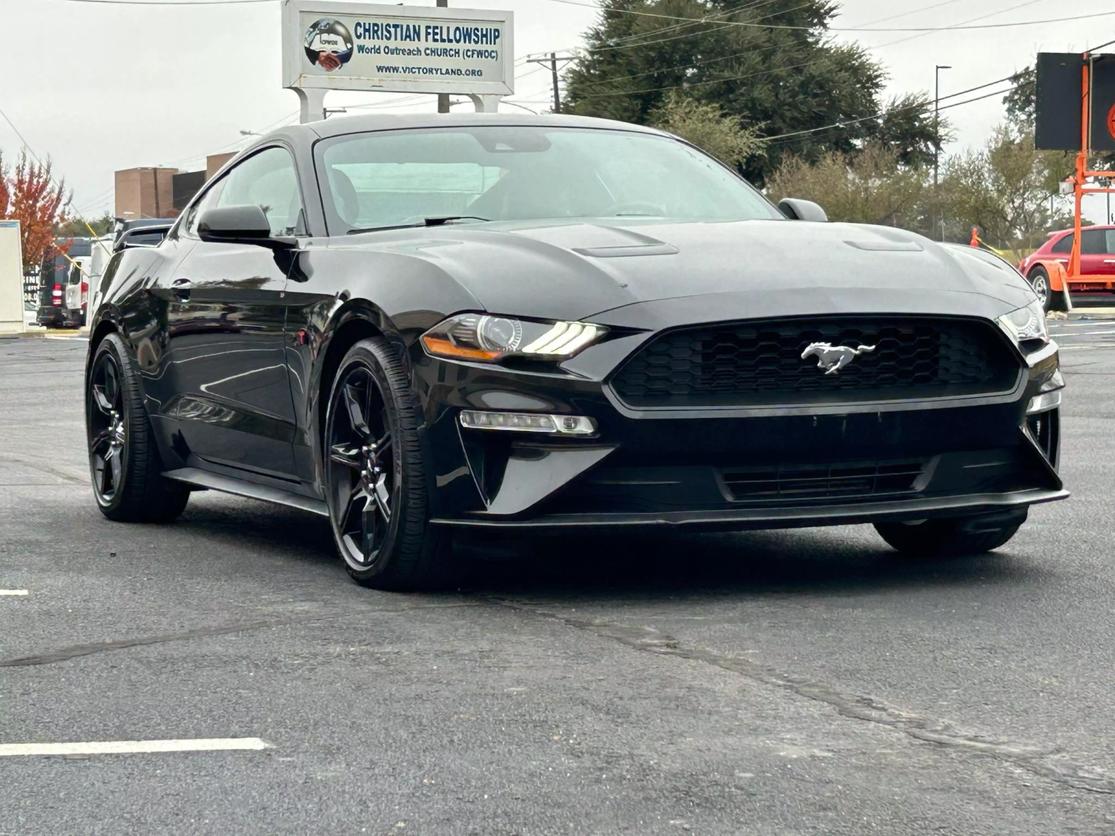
800;341;876;375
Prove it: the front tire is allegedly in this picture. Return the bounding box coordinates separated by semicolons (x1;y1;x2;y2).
874;511;1025;557
323;338;454;590
1028;266;1053;312
86;333;189;523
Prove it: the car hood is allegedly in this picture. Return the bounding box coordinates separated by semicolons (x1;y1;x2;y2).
337;218;1035;325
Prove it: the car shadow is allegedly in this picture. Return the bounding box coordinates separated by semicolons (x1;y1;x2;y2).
174;493;1042;602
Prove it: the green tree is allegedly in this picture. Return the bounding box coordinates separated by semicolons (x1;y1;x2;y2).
650;91;765;166
938;123;1072;250
766;143;929;230
55;213;114;238
563;0;941;184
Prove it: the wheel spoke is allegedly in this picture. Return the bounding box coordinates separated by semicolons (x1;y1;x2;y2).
338;482;366;536
93;455;111;495
343;380;370;436
104;361;119;407
372;431;392;459
108;449;122;490
372;475;392;523
92;384;113;415
329;442;362;469
362;500;379;556
90;429;112;453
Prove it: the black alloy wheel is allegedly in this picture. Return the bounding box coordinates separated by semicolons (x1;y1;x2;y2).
86;333;189;522
89;351;127;504
327;363;397;569
323;338;453;589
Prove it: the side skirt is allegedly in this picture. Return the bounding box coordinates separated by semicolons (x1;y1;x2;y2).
162;467;329;517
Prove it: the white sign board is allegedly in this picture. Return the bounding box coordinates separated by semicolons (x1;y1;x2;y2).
0;221;26;335
281;1;514;99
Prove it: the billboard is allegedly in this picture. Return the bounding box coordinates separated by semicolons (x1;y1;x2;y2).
281;1;514;97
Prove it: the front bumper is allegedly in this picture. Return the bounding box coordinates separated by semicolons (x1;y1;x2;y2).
412;330;1065;532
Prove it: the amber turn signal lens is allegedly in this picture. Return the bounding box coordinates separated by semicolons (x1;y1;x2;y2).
420;335;501;361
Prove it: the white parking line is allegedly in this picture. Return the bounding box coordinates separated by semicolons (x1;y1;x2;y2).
0;738;270;757
0;589;29;596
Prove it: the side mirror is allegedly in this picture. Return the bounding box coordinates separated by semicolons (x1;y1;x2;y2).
778;198;828;223
197;205;273;243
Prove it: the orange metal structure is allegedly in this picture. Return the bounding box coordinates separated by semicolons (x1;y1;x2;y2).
1067;52;1115;291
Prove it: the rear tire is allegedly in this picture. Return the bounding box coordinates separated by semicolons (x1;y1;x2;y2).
86;333;189;523
874;512;1025;557
1028;266;1053;312
323;338;455;591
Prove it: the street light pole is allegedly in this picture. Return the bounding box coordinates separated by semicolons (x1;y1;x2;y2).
933;64;952;240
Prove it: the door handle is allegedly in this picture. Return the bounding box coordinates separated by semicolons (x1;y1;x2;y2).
171;278;192;301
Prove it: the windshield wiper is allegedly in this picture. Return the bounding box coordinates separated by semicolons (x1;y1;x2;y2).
422;215;491;226
347;216;491;235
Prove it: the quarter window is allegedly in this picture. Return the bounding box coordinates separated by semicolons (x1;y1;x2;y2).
1050;234;1072;254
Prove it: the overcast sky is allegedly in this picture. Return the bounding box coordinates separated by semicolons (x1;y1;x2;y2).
1;0;1112;221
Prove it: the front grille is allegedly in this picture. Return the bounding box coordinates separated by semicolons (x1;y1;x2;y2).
611;316;1020;408
721;459;926;504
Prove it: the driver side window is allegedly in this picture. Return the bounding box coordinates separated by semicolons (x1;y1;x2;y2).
217;147;305;237
186;147;305;238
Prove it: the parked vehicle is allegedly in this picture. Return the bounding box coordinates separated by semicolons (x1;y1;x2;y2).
63;256;91;325
85;235;115;324
1019;224;1115;309
86;114;1067;590
36;238;91;328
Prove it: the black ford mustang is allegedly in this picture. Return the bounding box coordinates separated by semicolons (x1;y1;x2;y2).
86;114;1066;589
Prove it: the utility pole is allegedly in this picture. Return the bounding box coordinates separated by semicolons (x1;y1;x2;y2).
437;0;450;114
527;52;575;113
933;64;951;240
548;52;561;113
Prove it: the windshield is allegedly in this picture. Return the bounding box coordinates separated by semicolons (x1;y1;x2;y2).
315;125;781;234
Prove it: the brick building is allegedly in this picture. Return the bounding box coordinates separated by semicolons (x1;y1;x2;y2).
114;153;240;220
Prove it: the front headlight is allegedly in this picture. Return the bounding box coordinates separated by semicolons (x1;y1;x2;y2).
996;298;1049;345
420;313;607;363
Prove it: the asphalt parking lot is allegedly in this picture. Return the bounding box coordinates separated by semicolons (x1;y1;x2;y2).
2;314;1115;834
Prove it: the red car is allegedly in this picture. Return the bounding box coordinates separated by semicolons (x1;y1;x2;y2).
1019;224;1115;309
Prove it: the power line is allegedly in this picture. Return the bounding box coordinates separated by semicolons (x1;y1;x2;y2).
549;0;1115;33
764;82;1020;146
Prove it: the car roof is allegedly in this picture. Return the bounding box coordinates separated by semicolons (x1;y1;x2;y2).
1049;224;1115;236
267;112;668;143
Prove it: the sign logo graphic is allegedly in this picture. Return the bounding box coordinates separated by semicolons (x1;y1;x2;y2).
800;342;876;375
304;18;353;72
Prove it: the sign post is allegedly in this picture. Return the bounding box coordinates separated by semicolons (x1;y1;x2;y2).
281;1;514;122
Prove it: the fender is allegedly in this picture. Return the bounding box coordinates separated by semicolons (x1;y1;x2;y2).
1033;258;1067;292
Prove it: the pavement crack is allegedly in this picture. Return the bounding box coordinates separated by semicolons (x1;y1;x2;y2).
0;454;86;485
488;597;1114;797
0;618;302;668
0;601;480;669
